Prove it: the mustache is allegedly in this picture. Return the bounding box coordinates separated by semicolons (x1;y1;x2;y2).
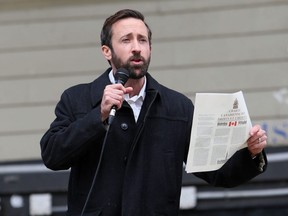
129;54;145;62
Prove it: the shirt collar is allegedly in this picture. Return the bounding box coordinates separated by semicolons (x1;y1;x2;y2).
108;69;116;84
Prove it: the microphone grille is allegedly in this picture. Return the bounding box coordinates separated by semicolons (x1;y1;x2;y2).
115;68;130;85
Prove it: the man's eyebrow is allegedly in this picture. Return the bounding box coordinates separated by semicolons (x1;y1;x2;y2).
120;32;148;38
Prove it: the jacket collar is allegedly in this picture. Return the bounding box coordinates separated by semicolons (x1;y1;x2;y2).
90;68;111;108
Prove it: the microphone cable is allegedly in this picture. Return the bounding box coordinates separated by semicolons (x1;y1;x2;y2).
80;123;111;216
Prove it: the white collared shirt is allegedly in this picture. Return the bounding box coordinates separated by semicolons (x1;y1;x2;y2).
109;70;146;122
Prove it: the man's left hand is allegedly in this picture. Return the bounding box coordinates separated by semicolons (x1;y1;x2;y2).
247;124;267;158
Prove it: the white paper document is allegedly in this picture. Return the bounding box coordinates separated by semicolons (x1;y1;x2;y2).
185;91;252;173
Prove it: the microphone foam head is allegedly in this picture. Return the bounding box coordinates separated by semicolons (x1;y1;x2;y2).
115;68;130;85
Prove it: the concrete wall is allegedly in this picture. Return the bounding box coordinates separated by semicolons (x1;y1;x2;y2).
1;0;288;162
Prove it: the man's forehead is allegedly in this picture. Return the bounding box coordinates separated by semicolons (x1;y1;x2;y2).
112;18;148;37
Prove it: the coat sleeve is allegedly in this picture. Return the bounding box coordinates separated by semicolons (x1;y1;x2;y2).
193;148;268;188
40;90;107;171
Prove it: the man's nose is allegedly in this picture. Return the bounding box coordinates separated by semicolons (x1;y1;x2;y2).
131;40;141;53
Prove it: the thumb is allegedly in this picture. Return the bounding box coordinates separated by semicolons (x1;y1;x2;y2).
124;87;133;94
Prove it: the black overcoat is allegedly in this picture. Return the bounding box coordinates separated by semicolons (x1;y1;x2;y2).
40;68;267;216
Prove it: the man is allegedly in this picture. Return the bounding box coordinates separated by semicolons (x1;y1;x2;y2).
40;9;267;216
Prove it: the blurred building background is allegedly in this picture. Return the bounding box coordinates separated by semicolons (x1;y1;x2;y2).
0;0;288;215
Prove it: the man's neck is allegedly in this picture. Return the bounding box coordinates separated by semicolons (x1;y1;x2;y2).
125;77;145;97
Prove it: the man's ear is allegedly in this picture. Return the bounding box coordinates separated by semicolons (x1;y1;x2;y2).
101;45;112;61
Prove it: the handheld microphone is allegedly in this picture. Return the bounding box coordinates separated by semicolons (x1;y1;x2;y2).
108;68;130;124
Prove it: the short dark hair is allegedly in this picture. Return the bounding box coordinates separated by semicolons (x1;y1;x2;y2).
100;9;152;48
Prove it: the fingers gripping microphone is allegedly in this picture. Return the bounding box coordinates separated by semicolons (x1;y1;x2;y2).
108;68;130;125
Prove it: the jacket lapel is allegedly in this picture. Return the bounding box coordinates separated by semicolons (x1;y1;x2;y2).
90;68;112;108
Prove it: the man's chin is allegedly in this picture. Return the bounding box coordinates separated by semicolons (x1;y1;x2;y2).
129;73;145;80
129;69;146;79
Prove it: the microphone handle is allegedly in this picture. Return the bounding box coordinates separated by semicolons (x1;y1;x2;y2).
108;105;117;125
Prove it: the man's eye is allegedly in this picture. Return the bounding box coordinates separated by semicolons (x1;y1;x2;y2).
140;38;148;43
122;39;130;43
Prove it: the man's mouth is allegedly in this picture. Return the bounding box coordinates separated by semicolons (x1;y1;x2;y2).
131;58;143;64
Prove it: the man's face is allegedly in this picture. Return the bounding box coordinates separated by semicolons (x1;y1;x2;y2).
109;18;151;79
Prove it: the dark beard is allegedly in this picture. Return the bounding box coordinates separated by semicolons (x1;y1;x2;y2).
111;51;150;79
